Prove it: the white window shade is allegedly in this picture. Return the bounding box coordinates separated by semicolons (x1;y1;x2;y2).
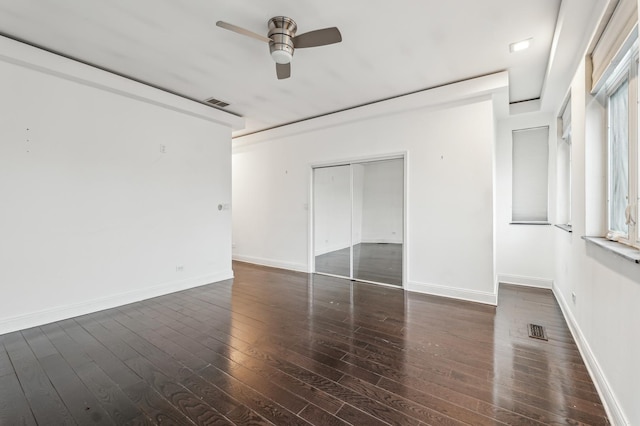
608;80;630;235
512;127;549;222
591;0;638;93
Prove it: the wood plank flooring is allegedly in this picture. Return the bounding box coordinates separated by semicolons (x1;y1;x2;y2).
0;261;608;425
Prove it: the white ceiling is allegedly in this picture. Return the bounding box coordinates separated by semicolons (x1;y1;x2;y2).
0;0;599;136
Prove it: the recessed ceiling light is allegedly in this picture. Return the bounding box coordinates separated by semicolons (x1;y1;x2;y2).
510;38;532;53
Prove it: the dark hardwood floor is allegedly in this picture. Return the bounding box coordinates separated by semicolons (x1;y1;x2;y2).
315;243;403;286
0;262;608;425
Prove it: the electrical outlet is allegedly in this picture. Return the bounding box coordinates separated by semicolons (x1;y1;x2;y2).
160;144;166;153
176;265;184;272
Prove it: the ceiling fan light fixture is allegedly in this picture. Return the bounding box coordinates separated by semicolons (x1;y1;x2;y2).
216;15;342;79
271;49;293;64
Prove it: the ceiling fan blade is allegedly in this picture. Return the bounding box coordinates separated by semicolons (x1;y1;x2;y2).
293;27;342;48
276;63;291;80
216;21;271;43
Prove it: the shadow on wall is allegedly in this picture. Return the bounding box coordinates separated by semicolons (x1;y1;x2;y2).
585;243;640;283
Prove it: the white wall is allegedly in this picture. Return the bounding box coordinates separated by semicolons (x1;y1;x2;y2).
495;113;556;288
0;36;241;334
552;56;640;426
361;159;404;244
233;73;508;304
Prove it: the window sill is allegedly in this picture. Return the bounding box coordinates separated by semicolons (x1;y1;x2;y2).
554;224;573;233
510;221;551;225
582;236;640;263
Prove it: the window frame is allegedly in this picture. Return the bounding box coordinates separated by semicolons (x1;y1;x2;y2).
557;99;572;228
511;126;550;224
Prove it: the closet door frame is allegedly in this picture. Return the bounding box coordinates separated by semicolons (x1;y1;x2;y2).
309;152;407;288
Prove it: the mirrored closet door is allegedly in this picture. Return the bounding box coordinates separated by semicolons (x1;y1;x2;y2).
313;158;404;286
313;165;352;277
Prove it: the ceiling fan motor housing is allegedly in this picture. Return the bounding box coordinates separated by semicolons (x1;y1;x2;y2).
268;16;297;64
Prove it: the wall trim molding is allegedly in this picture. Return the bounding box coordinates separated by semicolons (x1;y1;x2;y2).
0;271;233;335
233;71;509;144
498;274;553;289
232;255;309;273
552;284;629;426
0;35;244;130
407;280;498;306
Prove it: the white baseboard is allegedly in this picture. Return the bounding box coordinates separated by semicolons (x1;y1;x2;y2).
498;274;553;289
552;284;628;426
313;243;350;256
232;254;309;273
0;270;233;336
360;239;403;244
406;280;497;305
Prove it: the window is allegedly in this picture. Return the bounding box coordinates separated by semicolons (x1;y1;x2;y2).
512;126;549;222
608;79;630;235
603;47;638;247
557;100;572;228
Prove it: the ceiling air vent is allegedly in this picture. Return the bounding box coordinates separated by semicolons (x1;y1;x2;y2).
204;97;230;108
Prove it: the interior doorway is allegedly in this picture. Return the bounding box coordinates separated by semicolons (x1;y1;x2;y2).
312;157;404;286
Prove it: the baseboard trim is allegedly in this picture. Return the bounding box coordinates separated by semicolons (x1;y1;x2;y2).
498;274;553;289
232;254;308;273
230;257;496;305
406;280;497;305
309;244;350;256
552;284;628;426
0;270;233;335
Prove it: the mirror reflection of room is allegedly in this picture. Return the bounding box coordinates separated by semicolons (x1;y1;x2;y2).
314;158;403;286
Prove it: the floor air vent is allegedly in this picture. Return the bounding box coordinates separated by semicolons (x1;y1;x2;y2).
528;323;548;341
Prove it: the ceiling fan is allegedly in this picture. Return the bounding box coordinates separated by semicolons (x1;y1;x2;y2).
216;16;342;80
